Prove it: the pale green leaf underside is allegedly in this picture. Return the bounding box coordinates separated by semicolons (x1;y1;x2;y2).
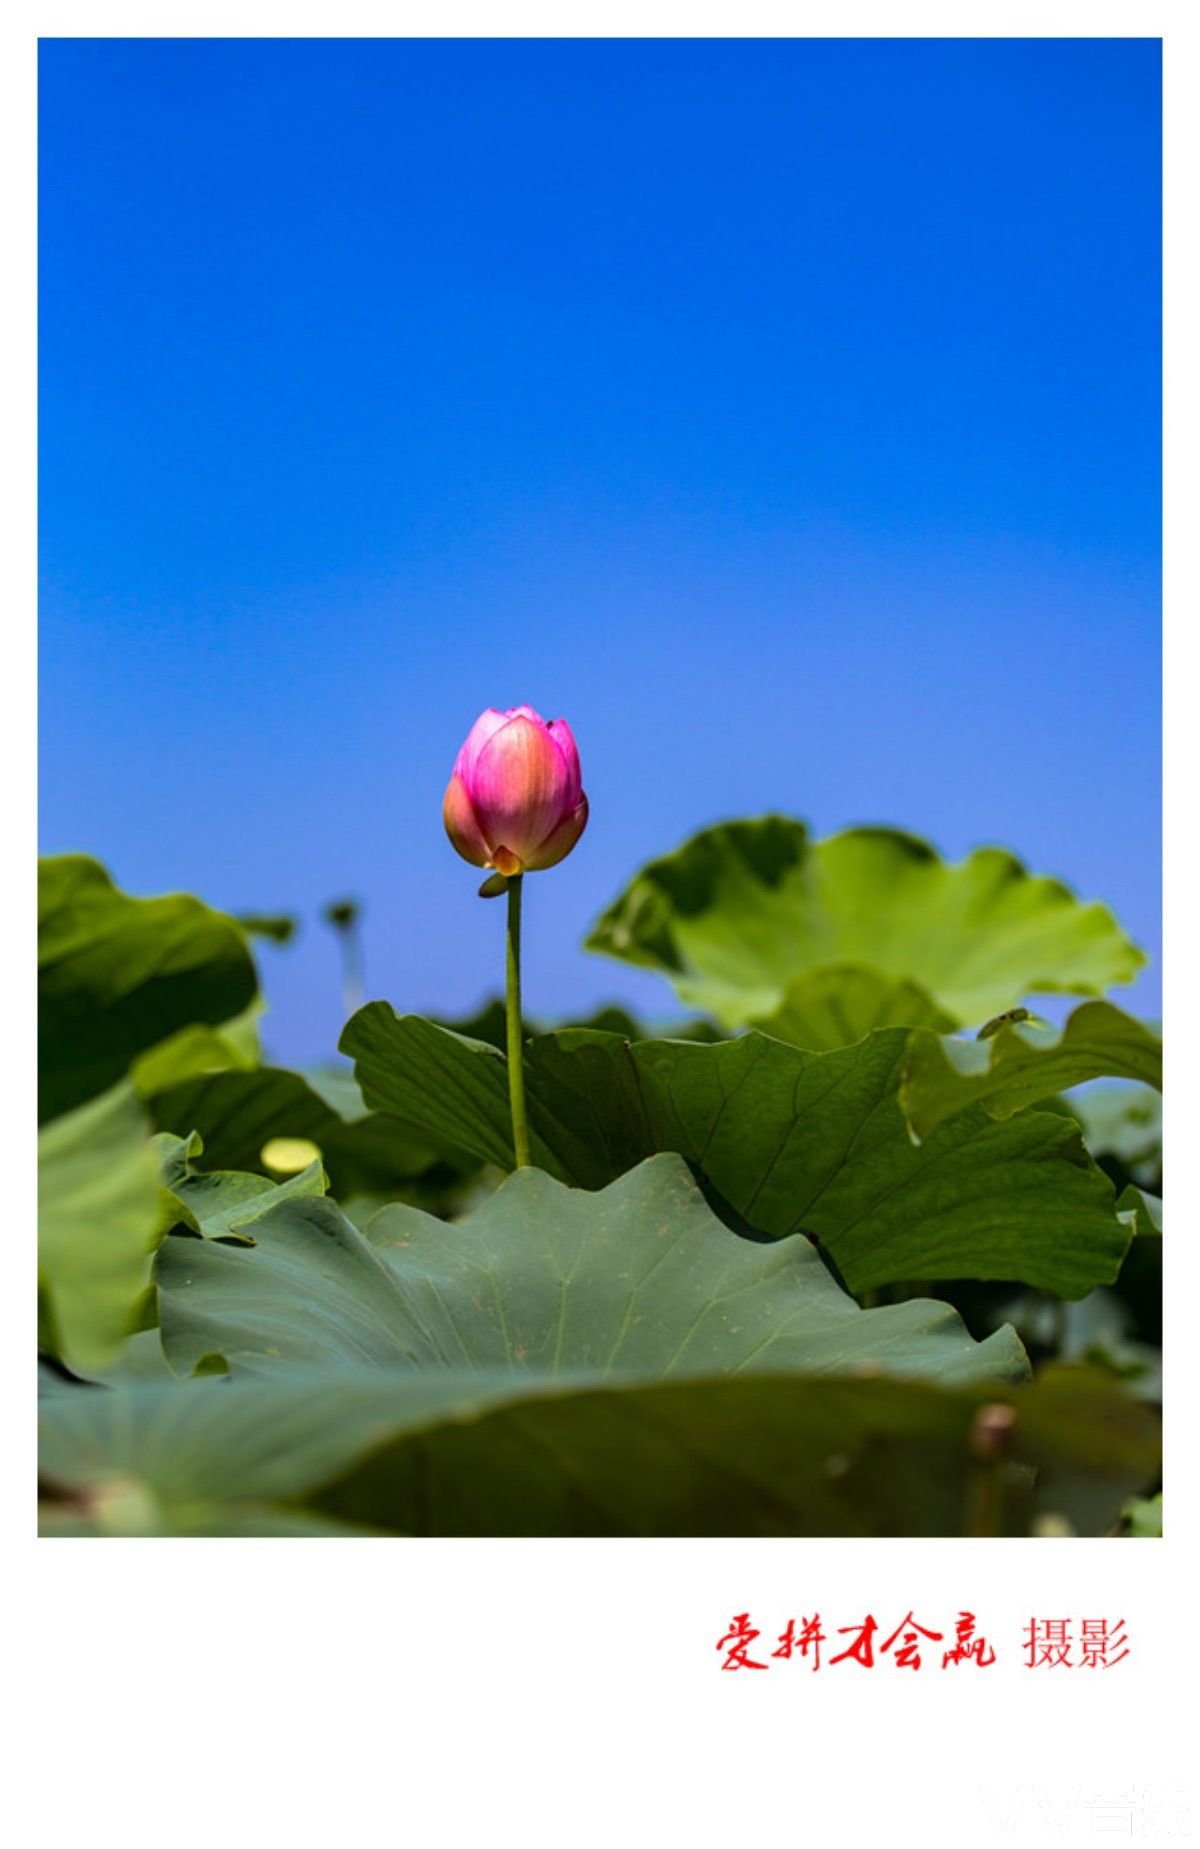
342;1007;1129;1297
750;965;957;1050
584;817;1145;1031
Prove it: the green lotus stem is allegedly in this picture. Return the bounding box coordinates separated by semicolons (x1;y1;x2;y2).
505;875;531;1168
964;1404;1016;1536
963;1460;1006;1538
442;703;589;1170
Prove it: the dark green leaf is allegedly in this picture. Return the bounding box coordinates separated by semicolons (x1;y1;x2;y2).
39;856;258;1123
343;1008;1129;1296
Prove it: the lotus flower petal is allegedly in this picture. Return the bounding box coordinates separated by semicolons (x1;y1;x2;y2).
471;715;575;866
453;708;513;785
523;795;589;871
442;771;492;868
545;718;582;805
443;704;588;876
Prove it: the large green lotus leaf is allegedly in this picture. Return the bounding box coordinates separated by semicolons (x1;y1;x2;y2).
342;1008;1129;1296
39;856;258;1123
38;1081;161;1372
156;1153;1026;1388
36;1363;1158;1538
751;966;957;1051
900;1003;1162;1140
83;1328;181;1385
584;817;1146;1030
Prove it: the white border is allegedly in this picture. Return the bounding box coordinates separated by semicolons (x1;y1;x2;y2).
11;11;1190;1842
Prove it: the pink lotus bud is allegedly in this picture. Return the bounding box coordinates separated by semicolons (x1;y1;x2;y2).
443;705;589;876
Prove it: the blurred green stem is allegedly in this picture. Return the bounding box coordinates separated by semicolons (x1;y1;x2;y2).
964;1462;1006;1538
505;876;531;1168
340;921;365;1019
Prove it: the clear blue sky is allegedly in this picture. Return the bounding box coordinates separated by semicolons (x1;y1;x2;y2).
39;38;1161;1062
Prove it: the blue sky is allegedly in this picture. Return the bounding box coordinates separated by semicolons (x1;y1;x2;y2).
39;38;1161;1061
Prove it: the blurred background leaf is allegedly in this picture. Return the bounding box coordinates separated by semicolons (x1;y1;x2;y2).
586;818;1145;1035
236;912;299;945
39;856;258;1123
38;1081;160;1372
38;1362;1158;1539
